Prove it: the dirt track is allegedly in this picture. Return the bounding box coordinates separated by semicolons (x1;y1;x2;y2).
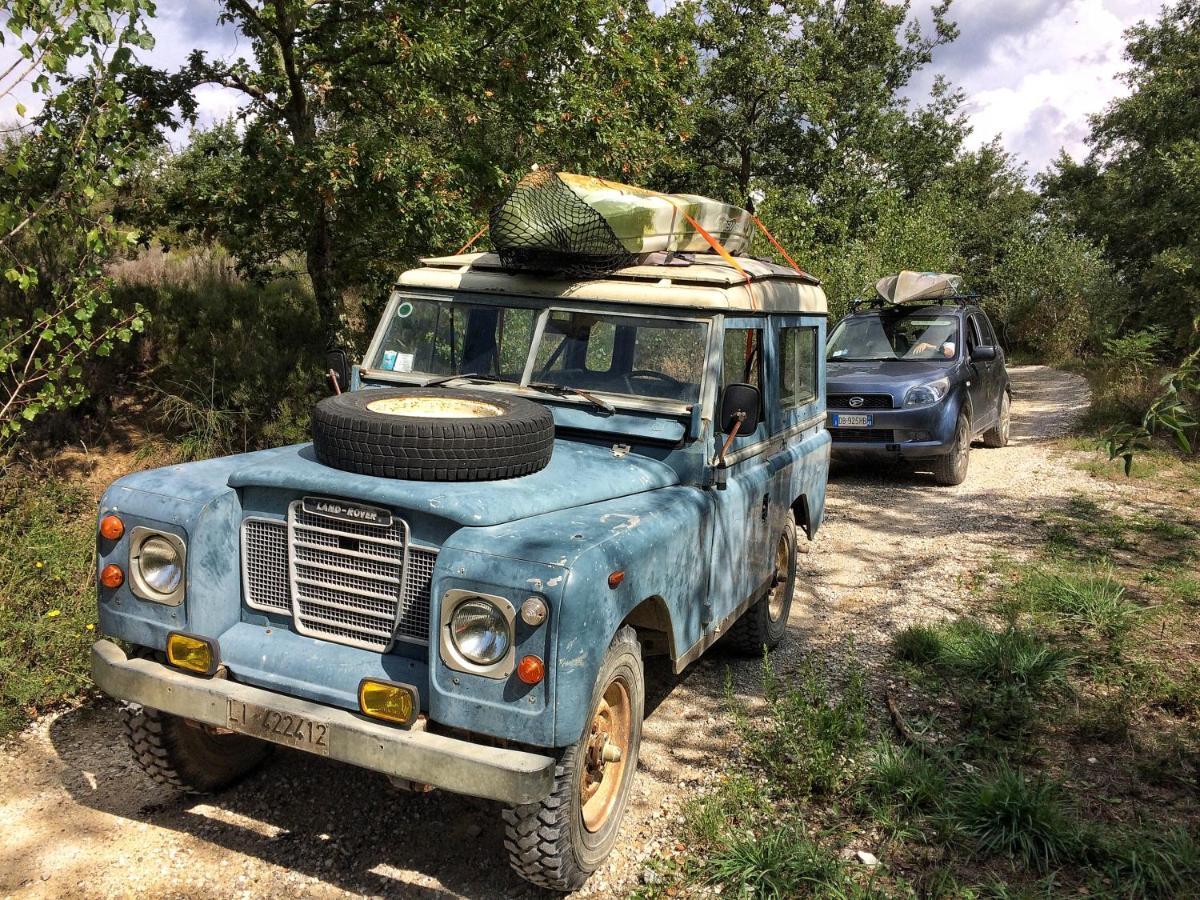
0;365;1096;899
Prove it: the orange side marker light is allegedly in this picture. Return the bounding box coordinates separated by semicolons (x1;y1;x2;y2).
100;564;125;589
99;515;124;540
517;655;545;685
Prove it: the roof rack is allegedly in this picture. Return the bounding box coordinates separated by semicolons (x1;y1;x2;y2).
849;293;980;313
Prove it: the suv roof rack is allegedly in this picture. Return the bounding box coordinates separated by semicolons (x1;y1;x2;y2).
849;293;980;313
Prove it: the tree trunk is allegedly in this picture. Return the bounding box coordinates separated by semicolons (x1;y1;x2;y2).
739;144;754;213
306;203;339;346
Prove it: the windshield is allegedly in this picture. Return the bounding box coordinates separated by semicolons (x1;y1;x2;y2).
827;311;959;362
370;297;707;405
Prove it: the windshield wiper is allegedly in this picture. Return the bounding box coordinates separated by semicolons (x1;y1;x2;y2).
423;372;499;388
527;381;615;414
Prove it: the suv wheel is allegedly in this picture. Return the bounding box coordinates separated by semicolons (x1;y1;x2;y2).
503;626;644;892
121;703;272;793
728;517;798;655
933;413;971;486
982;391;1011;448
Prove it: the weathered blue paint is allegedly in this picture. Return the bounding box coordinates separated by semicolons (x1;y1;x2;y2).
94;300;831;755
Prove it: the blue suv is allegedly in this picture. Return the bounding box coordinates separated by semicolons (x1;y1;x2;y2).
824;299;1010;485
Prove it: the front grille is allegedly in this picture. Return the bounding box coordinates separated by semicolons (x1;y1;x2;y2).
828;427;896;443
827;393;894;410
240;503;436;652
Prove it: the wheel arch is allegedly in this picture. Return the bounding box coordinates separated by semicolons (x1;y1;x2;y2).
619;594;676;660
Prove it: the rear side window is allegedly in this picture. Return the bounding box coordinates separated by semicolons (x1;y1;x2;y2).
975;313;997;345
779;326;818;409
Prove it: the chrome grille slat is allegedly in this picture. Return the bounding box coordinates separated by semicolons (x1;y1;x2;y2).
239;501;437;652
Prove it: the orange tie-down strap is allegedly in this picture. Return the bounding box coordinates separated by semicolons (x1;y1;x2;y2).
750;214;806;276
454;223;489;256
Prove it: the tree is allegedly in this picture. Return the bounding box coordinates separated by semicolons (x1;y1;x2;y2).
163;0;693;343
0;0;157;444
1042;0;1200;350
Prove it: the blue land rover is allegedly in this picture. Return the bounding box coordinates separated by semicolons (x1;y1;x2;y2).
825;297;1010;485
90;251;830;891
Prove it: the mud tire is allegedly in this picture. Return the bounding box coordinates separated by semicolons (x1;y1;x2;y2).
121;703;272;793
312;388;554;481
503;626;643;892
728;516;798;655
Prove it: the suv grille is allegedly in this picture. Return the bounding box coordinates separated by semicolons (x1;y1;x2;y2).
241;502;436;652
827;393;893;410
828;427;896;443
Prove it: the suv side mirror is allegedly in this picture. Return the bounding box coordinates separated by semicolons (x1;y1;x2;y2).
970;345;997;363
720;383;761;434
327;347;352;393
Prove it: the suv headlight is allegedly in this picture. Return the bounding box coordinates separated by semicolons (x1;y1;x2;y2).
129;527;187;606
450;598;512;665
904;377;950;408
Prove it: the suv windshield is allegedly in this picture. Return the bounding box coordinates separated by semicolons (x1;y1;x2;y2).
827;310;959;362
370;297;707;404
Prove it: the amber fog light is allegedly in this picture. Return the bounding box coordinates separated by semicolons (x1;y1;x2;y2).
99;515;124;541
358;679;418;726
99;564;125;589
166;632;218;676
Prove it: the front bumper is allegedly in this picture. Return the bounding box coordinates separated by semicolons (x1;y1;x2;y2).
91;640;555;805
827;405;955;459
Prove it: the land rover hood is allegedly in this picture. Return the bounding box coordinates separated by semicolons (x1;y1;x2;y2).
227;440;680;527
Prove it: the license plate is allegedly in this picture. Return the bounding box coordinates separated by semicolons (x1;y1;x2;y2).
832;414;873;427
227;699;330;755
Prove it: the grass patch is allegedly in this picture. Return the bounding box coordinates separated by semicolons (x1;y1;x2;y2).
705;823;852;899
1009;566;1142;646
952;764;1080;872
0;474;98;735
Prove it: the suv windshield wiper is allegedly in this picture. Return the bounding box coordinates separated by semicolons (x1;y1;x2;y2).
527;381;615;414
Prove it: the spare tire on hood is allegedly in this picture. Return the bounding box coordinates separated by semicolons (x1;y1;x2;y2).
312;387;555;481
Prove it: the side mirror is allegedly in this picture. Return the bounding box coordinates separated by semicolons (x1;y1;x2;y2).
970;345;997;363
327;347;352;394
719;383;761;434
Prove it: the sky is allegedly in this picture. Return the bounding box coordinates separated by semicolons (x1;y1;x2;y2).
0;0;1167;175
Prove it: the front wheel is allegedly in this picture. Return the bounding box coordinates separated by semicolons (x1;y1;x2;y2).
982;391;1011;448
121;703;272;793
933;413;971;486
728;517;798;655
503;627;644;892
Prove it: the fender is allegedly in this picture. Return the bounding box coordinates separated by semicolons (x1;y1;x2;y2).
446;485;712;746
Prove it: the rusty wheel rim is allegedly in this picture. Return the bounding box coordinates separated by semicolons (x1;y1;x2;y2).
581;677;631;833
766;532;791;622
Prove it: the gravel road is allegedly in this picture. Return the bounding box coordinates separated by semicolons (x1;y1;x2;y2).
0;365;1094;899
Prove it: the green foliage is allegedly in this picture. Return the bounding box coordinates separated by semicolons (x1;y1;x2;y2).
1085;826;1200;898
1009;567;1142;647
864;741;947;816
893;623;946;666
0;474;97;734
731;655;867;797
951;765;1080;872
705;823;850;899
0;0;158;444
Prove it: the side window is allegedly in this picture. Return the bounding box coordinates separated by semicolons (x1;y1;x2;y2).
966;316;981;353
976;313;997;346
779;326;817;410
721;327;764;427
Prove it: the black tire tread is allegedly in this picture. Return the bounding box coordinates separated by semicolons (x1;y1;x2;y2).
502;626;642;892
727;518;797;656
312;388;554;481
120;702;270;793
933;414;970;486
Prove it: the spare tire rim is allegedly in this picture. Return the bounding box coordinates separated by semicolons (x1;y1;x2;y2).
581;677;631;833
366;397;505;419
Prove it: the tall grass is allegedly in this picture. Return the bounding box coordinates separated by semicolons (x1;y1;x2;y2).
0;476;97;735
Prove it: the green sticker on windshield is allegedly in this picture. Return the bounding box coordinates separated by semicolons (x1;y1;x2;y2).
396;301;414;318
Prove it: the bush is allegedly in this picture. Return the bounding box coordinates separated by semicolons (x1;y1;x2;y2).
0;475;98;734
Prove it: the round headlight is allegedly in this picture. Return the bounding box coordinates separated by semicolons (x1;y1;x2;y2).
450;598;511;665
138;536;183;595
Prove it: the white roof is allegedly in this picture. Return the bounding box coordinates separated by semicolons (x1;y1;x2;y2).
397;252;828;315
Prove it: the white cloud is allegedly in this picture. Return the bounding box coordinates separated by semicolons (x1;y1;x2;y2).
917;0;1161;172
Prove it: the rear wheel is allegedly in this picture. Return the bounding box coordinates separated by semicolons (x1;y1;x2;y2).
728;517;798;655
933;413;971;486
982;391;1011;448
503;627;643;891
121;703;272;793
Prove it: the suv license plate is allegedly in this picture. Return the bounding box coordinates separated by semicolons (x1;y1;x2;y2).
833;414;873;428
228;699;330;755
